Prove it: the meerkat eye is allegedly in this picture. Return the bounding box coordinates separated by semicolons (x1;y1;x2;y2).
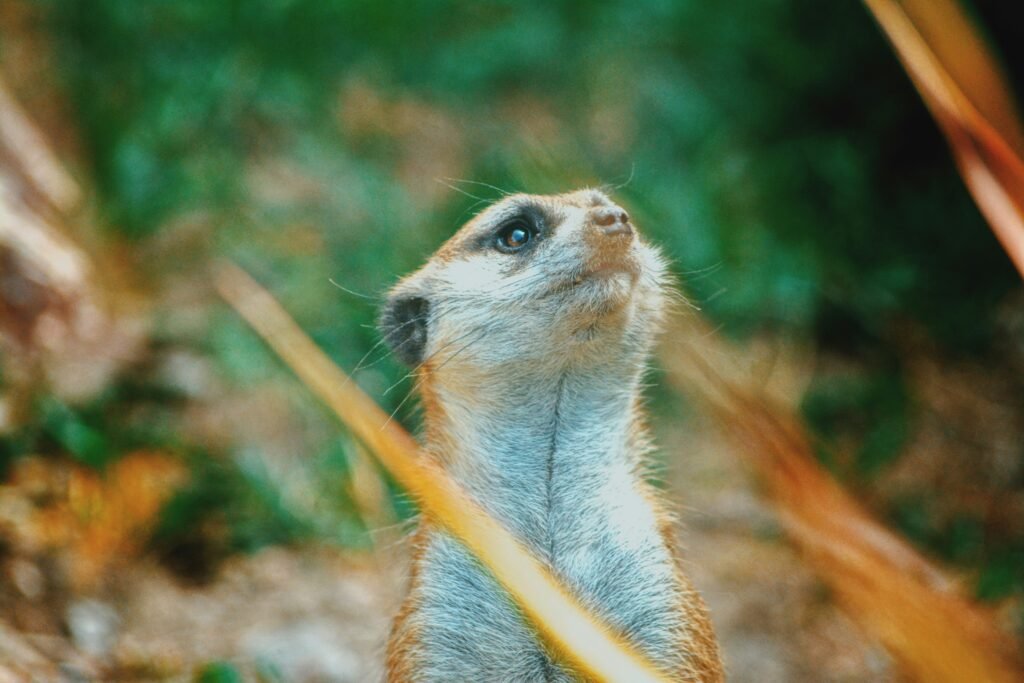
495;219;535;252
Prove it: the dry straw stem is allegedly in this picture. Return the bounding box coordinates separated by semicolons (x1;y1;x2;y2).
662;317;1024;683
863;0;1024;277
0;73;87;300
214;262;671;683
0;74;80;213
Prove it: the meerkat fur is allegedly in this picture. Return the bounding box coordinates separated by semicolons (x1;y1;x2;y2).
380;189;723;682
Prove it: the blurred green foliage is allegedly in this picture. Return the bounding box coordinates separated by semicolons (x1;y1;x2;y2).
801;368;911;477
30;0;1024;606
194;661;243;683
49;0;1019;349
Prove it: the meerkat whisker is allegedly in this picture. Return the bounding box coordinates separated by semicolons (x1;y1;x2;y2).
328;276;378;301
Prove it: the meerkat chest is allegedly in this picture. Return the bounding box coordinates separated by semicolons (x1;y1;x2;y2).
411;472;685;681
409;380;688;679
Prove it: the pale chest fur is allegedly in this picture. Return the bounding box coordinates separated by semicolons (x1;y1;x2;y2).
398;369;693;681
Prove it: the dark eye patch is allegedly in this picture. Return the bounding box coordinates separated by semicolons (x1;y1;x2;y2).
473;204;548;254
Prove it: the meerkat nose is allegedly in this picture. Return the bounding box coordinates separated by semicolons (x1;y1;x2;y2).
591;206;633;236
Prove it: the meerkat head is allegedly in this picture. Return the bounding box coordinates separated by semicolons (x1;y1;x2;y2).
379;189;668;376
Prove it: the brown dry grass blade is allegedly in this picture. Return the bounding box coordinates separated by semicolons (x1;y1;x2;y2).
214;261;671;683
663;318;1024;683
863;0;1024;277
0;70;141;403
0;74;80;213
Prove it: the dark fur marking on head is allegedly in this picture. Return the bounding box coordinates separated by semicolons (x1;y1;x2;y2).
469;203;552;254
380;294;430;367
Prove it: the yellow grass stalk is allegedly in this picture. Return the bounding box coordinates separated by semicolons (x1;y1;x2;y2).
663;319;1024;683
214;262;671;683
863;0;1024;277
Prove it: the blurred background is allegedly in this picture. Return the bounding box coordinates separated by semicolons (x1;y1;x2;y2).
1;1;1023;681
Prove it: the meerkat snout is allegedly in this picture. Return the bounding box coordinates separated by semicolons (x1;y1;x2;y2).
590;205;632;235
582;200;638;277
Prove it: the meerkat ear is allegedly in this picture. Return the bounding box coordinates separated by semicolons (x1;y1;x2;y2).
379;292;431;367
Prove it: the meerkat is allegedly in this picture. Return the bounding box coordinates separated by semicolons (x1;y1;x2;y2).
379;189;723;682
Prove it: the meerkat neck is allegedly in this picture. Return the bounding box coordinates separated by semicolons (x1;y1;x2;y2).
423;360;647;557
